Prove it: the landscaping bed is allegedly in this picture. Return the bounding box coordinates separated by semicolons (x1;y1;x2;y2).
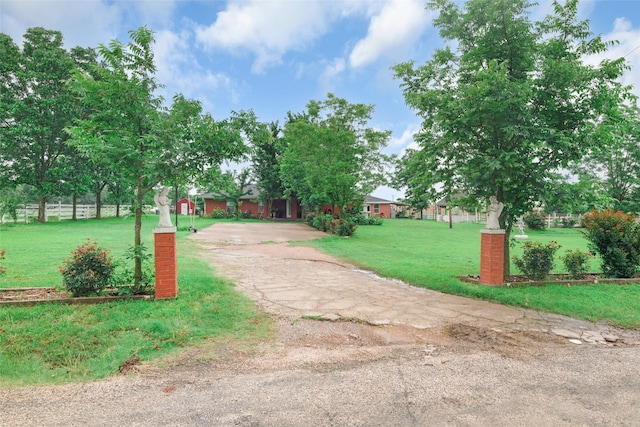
460;274;640;287
0;286;152;306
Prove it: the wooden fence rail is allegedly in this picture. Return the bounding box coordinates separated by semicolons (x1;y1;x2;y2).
1;203;132;224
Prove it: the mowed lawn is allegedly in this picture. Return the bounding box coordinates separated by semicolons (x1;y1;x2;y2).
0;216;270;386
1;216;639;385
311;219;640;329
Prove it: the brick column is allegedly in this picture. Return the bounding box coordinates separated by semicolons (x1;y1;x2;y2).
154;227;178;298
480;229;505;285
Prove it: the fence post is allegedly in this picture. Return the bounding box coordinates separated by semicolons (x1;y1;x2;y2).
58;201;62;222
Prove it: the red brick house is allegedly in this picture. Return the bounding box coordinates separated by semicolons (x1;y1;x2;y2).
202;185;303;219
319;195;400;218
203;187;400;220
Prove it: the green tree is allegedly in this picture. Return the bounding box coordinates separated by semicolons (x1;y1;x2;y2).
67;27;248;285
393;0;628;275
206;169;255;220
251;121;286;217
0;28;96;222
393;148;433;217
280;93;391;218
576;104;640;213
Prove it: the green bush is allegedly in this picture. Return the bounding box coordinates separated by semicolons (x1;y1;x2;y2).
59;240;114;297
512;240;561;281
560;249;593;280
211;208;226;219
350;212;384;225
331;218;358;236
560;217;578;228
582;209;640;278
523;212;546;230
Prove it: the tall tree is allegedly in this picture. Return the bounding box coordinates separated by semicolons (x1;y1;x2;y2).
0;28;96;222
393;0;628;275
68;27;248;285
574;104;640;213
393;148;433;217
280;94;391;217
206;169;255;220
251;121;286;216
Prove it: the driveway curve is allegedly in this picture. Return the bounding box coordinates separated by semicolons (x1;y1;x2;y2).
190;222;632;340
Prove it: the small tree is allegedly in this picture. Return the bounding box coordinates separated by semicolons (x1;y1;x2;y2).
68;27;248;286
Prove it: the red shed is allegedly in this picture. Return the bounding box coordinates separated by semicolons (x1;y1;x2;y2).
176;198;196;215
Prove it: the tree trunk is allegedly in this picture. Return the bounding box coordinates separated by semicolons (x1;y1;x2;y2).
116;203;120;218
503;228;511;278
134;181;144;286
72;194;77;221
38;197;46;223
95;189;102;219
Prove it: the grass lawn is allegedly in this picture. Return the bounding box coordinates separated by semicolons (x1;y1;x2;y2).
0;216;270;386
311;219;640;329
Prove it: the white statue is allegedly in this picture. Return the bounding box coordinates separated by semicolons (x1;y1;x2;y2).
154;186;173;228
486;195;504;230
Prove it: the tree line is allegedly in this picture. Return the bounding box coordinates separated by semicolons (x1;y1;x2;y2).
2;0;638;280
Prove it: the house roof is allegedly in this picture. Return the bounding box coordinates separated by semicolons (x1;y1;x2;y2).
201;184;260;200
436;193;468;207
364;195;406;205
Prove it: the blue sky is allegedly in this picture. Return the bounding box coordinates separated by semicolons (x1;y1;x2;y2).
2;0;639;200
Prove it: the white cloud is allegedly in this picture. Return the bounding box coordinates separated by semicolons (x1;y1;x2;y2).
1;0;120;48
349;0;431;68
583;18;640;98
320;58;346;84
391;122;420;148
195;0;336;73
154;29;241;112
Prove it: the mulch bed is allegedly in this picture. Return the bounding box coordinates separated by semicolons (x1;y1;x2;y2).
460;274;640;287
0;287;153;306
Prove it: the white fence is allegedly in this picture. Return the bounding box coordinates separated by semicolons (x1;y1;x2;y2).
1;203;131;224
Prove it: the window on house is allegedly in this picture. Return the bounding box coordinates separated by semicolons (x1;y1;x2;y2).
374;204;380;214
227;201;236;214
258;201;264;214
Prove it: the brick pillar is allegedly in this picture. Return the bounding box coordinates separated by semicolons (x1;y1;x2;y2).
480;229;505;285
154;227;177;298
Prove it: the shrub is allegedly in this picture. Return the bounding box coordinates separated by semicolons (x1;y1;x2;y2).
512;240;561;281
350;212;383;225
59;240;114;297
560;249;593;280
523;212;546;230
331;218;358;236
581;209;640;278
312;214;331;232
560;217;578;228
241;210;254;219
211;208;226;219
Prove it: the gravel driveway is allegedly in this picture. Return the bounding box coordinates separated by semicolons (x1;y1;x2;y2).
2;222;640;426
